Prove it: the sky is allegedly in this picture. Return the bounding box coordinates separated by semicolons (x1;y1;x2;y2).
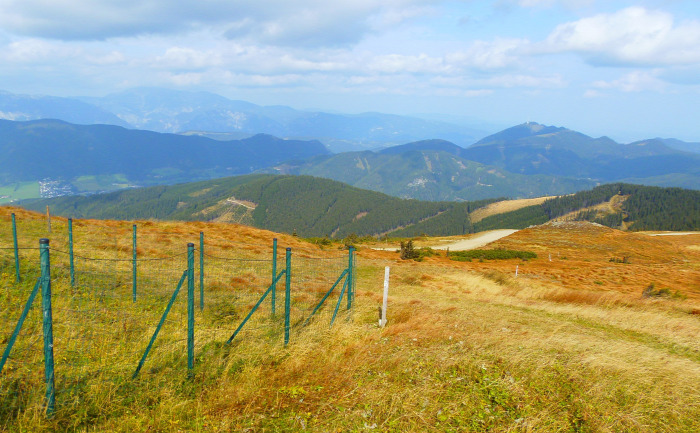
1;0;700;142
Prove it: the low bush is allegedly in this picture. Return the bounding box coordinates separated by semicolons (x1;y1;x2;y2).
449;248;537;261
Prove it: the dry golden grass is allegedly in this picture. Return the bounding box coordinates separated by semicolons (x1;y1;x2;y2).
1;207;699;432
469;196;558;223
550;194;629;224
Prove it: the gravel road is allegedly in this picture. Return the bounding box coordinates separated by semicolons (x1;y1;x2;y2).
372;229;518;252
428;229;519;251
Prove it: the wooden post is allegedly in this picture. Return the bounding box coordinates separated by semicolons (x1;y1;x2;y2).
515;265;519;277
46;205;51;233
380;266;390;327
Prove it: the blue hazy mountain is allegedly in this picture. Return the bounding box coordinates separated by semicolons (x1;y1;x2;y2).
0;119;329;198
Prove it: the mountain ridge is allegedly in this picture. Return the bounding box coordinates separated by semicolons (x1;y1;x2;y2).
0;119;329;200
20;176;699;237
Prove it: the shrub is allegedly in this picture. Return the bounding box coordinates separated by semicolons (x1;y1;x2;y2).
642;283;677;298
400;240;419;260
609;256;630;264
448;248;537;261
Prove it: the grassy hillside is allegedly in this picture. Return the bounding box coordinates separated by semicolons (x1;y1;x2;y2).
1;207;698;432
22;175;499;238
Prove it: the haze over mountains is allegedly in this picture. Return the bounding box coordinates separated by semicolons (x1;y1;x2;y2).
0;88;698;204
279;122;699;199
0;88;486;152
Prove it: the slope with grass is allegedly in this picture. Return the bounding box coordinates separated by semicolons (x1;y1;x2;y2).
1;207;699;432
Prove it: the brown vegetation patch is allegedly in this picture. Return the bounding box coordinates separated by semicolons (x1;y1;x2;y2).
469;195;557;223
353;211;368;221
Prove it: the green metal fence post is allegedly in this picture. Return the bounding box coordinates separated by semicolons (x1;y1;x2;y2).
199;232;204;311
68;218;75;287
271;238;277;316
347;247;354;310
132;224;137;302
11;213;20;283
39;238;55;416
187;243;195;376
284;247;291;347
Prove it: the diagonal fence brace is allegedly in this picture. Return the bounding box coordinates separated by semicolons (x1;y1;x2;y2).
226;269;286;345
133;270;188;379
330;276;350;327
0;278;41;375
303;268;348;327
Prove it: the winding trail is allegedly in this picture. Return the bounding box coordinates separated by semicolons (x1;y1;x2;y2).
373;229;518;252
428;229;519;251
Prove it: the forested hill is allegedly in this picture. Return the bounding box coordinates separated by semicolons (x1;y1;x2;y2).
21;177;698;237
22;175;499;238
474;183;700;232
0;119;329;198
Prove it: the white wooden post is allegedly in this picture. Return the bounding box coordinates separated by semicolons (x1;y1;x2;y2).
515;265;519;277
380;266;390;327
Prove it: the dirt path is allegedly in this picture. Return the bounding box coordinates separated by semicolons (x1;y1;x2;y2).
469;197;557;223
428;229;519;251
372;229;519;252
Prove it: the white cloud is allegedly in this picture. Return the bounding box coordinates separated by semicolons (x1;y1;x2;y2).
368;53;449;74
0;0;435;47
86;51;126;65
591;70;666;92
155;47;222;69
447;38;530;70
464;89;494;97
543;7;700;66
484;73;566;88
516;0;594;8
3;38;80;63
583;89;603;98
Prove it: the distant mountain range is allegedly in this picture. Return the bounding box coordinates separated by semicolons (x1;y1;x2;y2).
0;88;487;152
276;143;596;201
275;125;700;199
0;119;328;200
0;87;698;204
461;123;700;182
1;116;698;204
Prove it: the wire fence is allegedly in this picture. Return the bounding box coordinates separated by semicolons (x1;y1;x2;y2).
0;212;356;419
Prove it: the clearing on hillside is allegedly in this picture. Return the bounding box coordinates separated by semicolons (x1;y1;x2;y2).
468;195;557;223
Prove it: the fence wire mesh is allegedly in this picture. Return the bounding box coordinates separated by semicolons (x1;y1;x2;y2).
0;212;356;418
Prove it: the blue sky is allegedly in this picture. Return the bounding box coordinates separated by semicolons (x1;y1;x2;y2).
1;0;699;142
